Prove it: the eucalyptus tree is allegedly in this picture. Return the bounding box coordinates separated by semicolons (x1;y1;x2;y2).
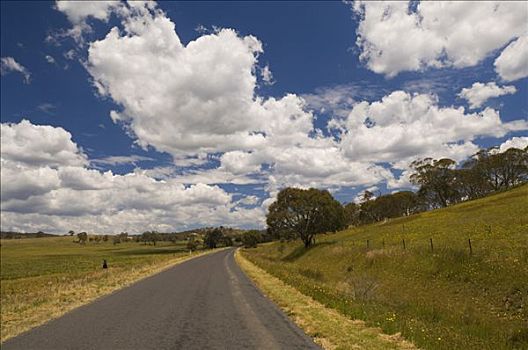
267;188;346;248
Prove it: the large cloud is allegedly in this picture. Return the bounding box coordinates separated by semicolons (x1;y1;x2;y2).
494;36;528;82
333;91;528;167
352;1;528;77
87;4;314;156
0;120;263;233
84;3;393;190
0;119;88;167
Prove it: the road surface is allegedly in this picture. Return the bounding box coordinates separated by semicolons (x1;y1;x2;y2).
2;248;320;350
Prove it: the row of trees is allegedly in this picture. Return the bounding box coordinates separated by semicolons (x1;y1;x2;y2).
69;226;268;250
344;190;422;226
266;146;527;248
410;146;527;208
201;228;271;249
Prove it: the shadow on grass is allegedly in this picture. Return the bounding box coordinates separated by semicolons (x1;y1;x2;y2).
282;241;335;262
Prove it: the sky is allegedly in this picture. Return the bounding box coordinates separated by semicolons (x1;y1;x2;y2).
1;1;527;234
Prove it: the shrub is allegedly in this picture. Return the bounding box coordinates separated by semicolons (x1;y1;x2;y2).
242;230;261;248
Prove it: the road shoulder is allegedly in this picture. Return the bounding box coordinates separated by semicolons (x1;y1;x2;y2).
236;249;417;350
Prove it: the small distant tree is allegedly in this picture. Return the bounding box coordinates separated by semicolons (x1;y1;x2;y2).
221;235;234;247
118;232;128;243
112;235;121;245
151;231;160;245
102;235;109;242
361;190;375;202
141;231;150;245
344;202;360;227
358;190;379;224
203;228;223;249
241;230;261;248
454;166;491;200
468;147;528;191
410;158;459;208
77;232;88;245
68;230;75;236
390;191;422;216
141;231;159;245
267;188;346;248
186;239;198;252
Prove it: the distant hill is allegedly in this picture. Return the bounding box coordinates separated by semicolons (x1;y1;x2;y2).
1;231;57;239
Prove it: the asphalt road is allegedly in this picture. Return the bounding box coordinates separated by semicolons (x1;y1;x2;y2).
2;248;320;350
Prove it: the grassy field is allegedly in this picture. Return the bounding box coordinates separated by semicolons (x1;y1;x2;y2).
236;249;416;350
242;185;528;350
0;237;211;342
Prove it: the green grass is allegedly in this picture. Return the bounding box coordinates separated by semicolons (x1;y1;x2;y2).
236;250;416;350
0;237;208;342
242;185;528;350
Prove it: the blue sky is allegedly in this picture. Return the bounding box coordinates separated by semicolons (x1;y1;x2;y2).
1;1;527;234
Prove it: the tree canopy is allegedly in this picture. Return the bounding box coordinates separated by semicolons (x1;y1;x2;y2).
203;228;223;249
267;188;346;248
410;147;527;208
410;158;459;208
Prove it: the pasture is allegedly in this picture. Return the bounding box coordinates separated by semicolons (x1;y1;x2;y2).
242;185;528;349
0;237;200;342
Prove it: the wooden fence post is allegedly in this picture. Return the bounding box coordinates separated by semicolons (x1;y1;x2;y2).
430;238;434;252
468;238;473;255
402;239;406;250
367;239;370;249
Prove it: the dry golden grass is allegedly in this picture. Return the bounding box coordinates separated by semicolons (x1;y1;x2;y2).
236;249;417;350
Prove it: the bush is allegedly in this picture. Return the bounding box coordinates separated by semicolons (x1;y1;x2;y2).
186;240;198;252
221;235;234;247
242;230;261;248
203;228;223;249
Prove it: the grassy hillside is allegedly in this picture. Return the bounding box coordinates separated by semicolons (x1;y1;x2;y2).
242;185;528;350
0;237;207;342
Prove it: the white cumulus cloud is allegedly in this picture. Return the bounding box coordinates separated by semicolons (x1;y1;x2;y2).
494;36;528;82
352;1;528;77
498;136;528;152
333;90;528;168
0;119;88;167
55;0;121;24
86;3;318;160
53;0;123;43
0;120;264;233
458;82;517;109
